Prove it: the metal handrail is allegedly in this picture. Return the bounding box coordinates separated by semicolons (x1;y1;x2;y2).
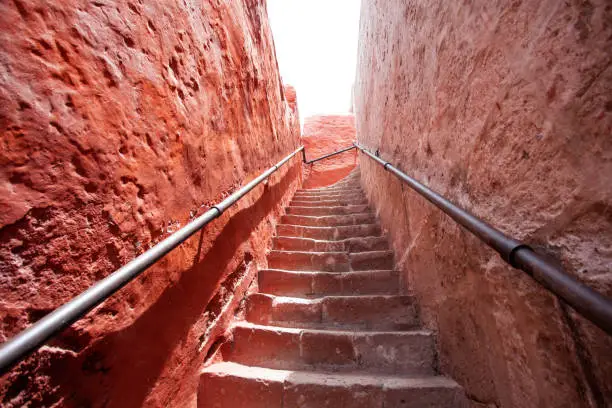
302;145;356;164
0;146;304;375
354;142;612;335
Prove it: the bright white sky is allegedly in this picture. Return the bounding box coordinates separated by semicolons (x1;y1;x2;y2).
267;0;361;123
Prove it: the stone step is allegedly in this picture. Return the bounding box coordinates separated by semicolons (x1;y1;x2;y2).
281;213;376;227
199;362;468;408
295;188;363;196
286;204;370;216
276;224;382;240
294;187;363;194
303;185;361;193
272;236;388;252
301;177;360;186
267;250;394;272
293;191;365;201
258;269;401;297
289;194;367;204
290;197;368;207
220;323;435;375
246;293;419;330
302;176;361;189
312;183;362;192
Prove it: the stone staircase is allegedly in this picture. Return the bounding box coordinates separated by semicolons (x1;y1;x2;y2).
198;169;468;407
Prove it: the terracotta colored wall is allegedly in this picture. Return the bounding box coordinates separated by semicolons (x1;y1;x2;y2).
355;1;611;407
302;115;357;189
0;0;301;406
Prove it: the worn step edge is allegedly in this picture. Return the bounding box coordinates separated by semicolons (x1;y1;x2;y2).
220;322;435;376
257;269;402;298
286;205;371;216
199;362;468;408
246;293;418;330
232;321;432;337
294;185;363;192
289;200;368;208
293;190;365;197
295;188;363;194
200;361;463;387
292;194;366;201
268;249;394;272
276;224;383;240
272;235;388;252
302;183;362;191
282;213;374;220
281;213;376;227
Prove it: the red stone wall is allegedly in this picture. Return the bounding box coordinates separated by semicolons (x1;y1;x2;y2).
355;1;612;407
302;115;357;188
0;0;301;406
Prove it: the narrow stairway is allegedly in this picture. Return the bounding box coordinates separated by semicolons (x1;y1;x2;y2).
199;168;468;407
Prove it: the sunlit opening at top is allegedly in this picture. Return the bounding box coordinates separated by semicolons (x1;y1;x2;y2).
267;0;361;123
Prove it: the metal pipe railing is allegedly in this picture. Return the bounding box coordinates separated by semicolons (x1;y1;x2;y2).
354;142;612;335
0;146;304;375
303;145;356;164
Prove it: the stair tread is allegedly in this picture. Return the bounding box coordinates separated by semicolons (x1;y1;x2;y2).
295;189;363;194
203;362;461;388
281;214;377;227
274;235;386;242
233;321;431;336
253;293;412;302
292;194;366;200
270;249;393;255
277;223;380;230
287;205;370;212
273;235;388;252
276;224;383;240
260;268;397;274
246;292;418;330
296;190;363;194
288;205;367;209
257;269;401;296
283;212;373;219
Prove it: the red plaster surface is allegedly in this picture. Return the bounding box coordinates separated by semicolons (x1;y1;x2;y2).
301;115;357;189
355;1;612;407
0;0;301;406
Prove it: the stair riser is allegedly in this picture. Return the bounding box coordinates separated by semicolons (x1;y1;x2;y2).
268;251;394;272
199;370;468;408
290;198;368;207
293;192;365;201
272;236;388;252
221;325;435;375
302;177;361;189
246;294;418;331
295;188;363;196
305;185;363;194
286;205;370;216
289;196;366;205
276;224;382;240
258;270;401;297
299;184;361;191
295;187;363;194
281;214;376;227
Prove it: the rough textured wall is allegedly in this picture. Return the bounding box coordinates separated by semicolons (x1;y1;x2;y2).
284;84;299;120
0;0;301;406
355;1;612;407
284;84;301;144
302;115;357;188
